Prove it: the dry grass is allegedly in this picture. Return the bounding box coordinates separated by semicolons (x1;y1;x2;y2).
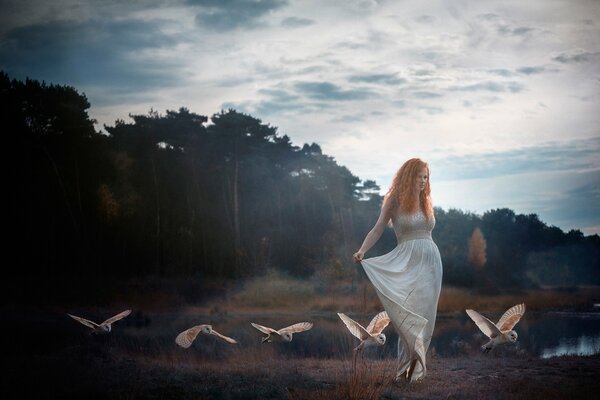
437;286;600;314
223;269;383;314
94;343;600;400
285;358;397;400
221;270;600;316
7;302;600;399
227;269;315;309
70;269;599;318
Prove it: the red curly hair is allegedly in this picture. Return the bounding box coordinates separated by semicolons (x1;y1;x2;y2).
385;158;434;220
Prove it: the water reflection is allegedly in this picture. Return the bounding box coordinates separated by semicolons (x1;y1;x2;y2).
432;310;600;359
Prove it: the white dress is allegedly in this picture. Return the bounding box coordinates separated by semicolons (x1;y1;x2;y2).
360;210;443;381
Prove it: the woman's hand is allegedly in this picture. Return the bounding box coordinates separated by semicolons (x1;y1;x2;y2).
353;251;364;263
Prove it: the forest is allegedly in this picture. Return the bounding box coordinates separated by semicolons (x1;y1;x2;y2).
4;71;599;301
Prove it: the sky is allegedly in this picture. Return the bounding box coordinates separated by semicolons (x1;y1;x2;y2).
1;0;599;235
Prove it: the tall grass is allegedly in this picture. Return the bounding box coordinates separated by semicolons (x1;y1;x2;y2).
224;270;599;315
437;286;600;314
228;269;315;309
223;269;384;314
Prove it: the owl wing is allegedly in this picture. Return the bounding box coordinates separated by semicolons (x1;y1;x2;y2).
466;309;502;339
337;313;370;340
210;329;238;344
279;322;313;334
366;311;390;335
68;314;100;329
100;310;131;326
175;325;207;348
496;303;526;332
251;323;278;335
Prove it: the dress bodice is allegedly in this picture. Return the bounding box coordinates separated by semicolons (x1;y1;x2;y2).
392;210;435;243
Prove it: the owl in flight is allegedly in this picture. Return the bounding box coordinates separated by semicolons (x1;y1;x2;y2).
175;324;237;348
466;303;525;353
68;310;131;334
337;311;391;351
250;322;313;343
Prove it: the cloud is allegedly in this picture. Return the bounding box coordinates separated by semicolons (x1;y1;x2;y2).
462;96;501;108
488;66;547;77
567;180;600;197
417;105;444;115
1;0;597;234
432;138;600;181
254;88;308;114
413;91;443;99
516;66;546;75
294;81;375;101
552;49;600;64
478;13;501;22
540;171;600;232
449;81;525;93
259;88;299;101
222;85;321;117
348;73;406;85
230;79;384;117
475;12;540;39
190;0;288;31
223;98;309;116
498;25;536;37
415;15;436;24
0;18;184;91
222;79;382;117
487;69;514;77
434;167;600;235
0;0;175;34
280;16;315;28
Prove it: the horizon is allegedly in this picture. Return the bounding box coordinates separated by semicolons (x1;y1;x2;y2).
1;0;599;234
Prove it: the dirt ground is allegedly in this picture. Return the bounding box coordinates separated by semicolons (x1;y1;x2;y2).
5;335;599;400
4;292;600;400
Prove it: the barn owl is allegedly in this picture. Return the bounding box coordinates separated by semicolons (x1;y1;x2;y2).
466;303;526;353
250;322;313;343
68;310;131;334
175;324;237;348
337;311;391;351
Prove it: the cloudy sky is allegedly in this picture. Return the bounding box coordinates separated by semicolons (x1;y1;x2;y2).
2;0;599;234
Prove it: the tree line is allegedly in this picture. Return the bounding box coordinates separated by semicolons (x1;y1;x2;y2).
4;71;599;290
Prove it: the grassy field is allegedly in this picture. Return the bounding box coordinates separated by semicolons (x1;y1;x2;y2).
5;319;599;400
186;271;600;316
4;274;600;399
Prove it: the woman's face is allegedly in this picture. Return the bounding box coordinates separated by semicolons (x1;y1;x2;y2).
416;167;428;192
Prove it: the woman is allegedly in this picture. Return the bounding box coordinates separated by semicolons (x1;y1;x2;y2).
353;158;442;382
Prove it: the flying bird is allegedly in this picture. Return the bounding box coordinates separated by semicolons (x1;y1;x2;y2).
68;310;131;334
175;324;237;348
250;322;313;343
337;311;391;351
466;303;526;353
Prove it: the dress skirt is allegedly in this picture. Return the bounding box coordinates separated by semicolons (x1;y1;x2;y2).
361;237;443;381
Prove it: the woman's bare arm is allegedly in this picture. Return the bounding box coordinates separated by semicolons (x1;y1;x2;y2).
353;196;393;262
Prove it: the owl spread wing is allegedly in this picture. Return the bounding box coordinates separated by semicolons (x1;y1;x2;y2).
210;329;237;344
175;325;206;348
68;314;100;329
496;303;526;332
100;309;131;326
466;309;502;339
251;323;278;335
366;311;390;335
279;322;313;334
337;313;370;340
